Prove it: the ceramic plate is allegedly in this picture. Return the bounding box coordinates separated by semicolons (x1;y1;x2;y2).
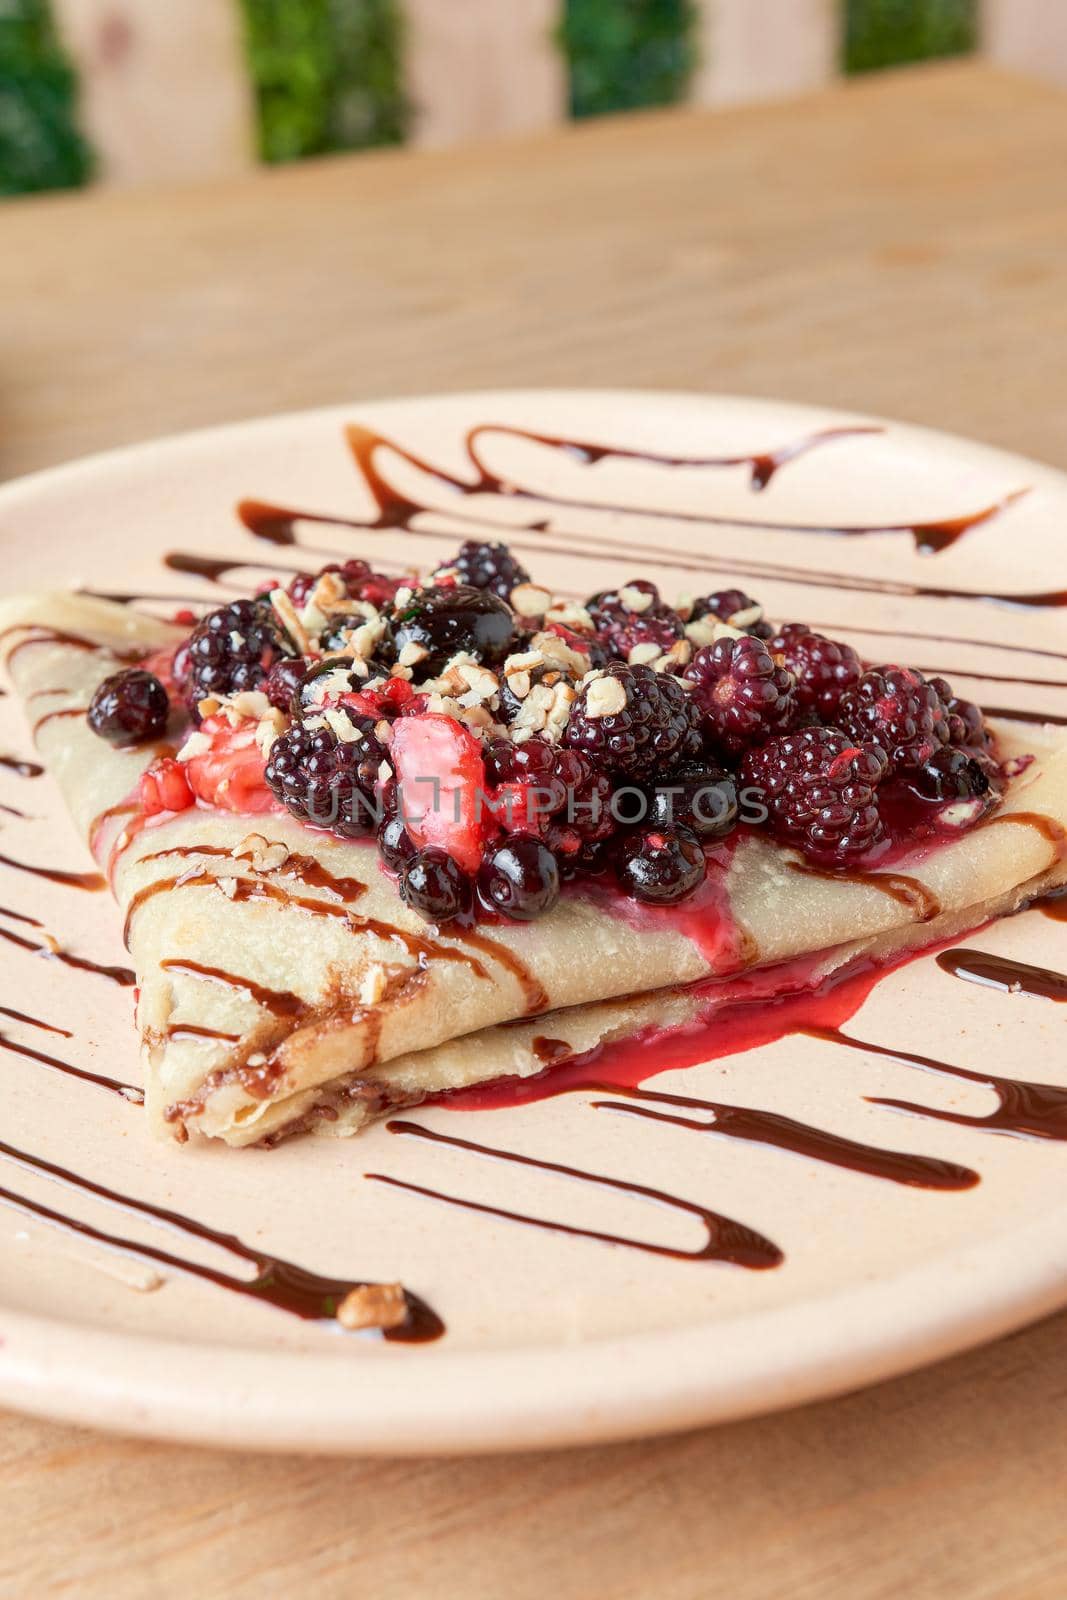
0;390;1065;1455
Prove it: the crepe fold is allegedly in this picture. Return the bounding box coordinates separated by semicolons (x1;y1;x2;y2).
4;594;1066;1147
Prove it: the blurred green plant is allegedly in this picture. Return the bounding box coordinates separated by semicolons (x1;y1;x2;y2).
0;0;92;196
844;0;977;73
240;0;408;165
560;0;698;120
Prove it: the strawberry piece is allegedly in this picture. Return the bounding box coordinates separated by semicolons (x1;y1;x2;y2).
344;676;418;721
389;713;489;874
140;757;194;817
182;715;274;815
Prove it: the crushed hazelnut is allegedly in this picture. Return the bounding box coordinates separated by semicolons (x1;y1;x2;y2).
254;708;287;759
618;584;654;614
216;876;238;900
397;640;430;668
627;641;663;666
684;617;718;649
337;1283;408;1333
509;583;553;618
544;601;595;634
323;707;363;744
269;587;315;657
584;675;627;718
178;730;214;763
727;603;763;629
235;833;290;873
359;964;388;1006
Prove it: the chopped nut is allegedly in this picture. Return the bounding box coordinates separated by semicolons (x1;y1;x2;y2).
507;670;531;700
531;630;591;678
235;833;290;873
544;601;595;634
359;963;388;1006
584;675;627;718
254;708;287;759
269;587;315;657
684;617;718;649
397;640;430;668
727;603;763;629
196;697;221;720
337;1283;408;1333
216;876;238;899
177;730;213;763
394;585;414;609
323;707;363;744
627;641;663;666
454;661;500;701
660;639;692;672
618;584;654;614
509;582;553;618
713;621;745;643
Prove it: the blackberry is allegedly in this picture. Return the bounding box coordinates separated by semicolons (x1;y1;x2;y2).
927;677;993;751
291;657;365;720
391;584;515;674
586;580;685;662
690;589;773;640
288;559;402;612
616;825;706;905
400;848;471;923
564;662;703;778
767;625;861;720
185;598;294;712
645;761;738;840
377;814;416;871
909;747;997;804
478;835;560;921
264;657;309;714
838;666;951;774
88;669;169;748
264;721;386;839
485;737;615;848
741;726;889;867
684;635;796;757
433;540;530;601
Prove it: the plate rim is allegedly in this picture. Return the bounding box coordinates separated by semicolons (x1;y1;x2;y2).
2;387;1065;1454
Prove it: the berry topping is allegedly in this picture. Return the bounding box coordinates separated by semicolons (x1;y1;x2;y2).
391;585;516;674
766;625;862;720
684;635;796;757
615;826;706;905
264;657;309;714
644;761;738;839
837;666;951;774
564;662;702;778
690;590;773;639
587;581;685;662
183;716;274;814
927;677;993;751
377;814;416;871
433;540;530;601
139;757;194;817
288;558;402;611
399;848;472;924
389;713;489;873
484;737;615;853
908;746;997;804
264;721;385;838
478;834;561;921
88;669;169;747
184;598;294;712
741;726;889;867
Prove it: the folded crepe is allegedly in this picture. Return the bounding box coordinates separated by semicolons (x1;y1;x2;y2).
3;594;1065;1148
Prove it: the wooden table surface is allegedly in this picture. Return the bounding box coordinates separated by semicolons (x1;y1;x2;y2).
3;58;1067;1600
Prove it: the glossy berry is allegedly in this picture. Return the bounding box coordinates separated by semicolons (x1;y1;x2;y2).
434;540;530;601
484;736;615;849
399;848;471;923
377;814;416;871
615;826;706;905
564;663;702;778
767;625;862;720
264;656;309;714
741;726;889;867
927;677;992;751
291;657;366;720
88;669;169;748
909;747;996;804
391;584;516;674
690;590;773;640
184;598;294;712
645;761;738;840
478;835;560;921
586;580;685;662
838;666;951;774
288;559;403;612
684;635;796;757
264;721;385;839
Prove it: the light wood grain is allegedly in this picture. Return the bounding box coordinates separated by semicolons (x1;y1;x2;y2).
695;0;838;107
50;0;256;185
405;0;565;147
3;59;1067;1600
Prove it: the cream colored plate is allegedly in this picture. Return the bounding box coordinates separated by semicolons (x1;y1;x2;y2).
0;390;1065;1455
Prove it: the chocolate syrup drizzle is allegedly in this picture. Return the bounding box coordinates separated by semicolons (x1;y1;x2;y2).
0;919;134;987
0;1137;442;1339
369;1120;783;1269
935;947;1067;1001
0;849;105;892
0;755;43;778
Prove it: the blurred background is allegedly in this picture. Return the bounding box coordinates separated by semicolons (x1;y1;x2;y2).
0;0;1062;198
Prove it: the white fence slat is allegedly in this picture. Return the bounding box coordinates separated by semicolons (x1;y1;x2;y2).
693;0;838;107
51;0;256;186
405;0;565;148
983;0;1067;88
